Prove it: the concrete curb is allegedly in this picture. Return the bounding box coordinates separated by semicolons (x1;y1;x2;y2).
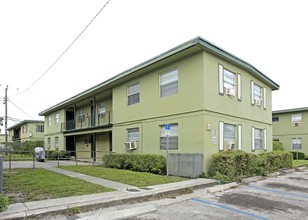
240;176;263;184
206;182;238;193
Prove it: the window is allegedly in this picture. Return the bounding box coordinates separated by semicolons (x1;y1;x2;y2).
251;81;267;109
36;125;44;132
127;128;139;141
127;83;140;105
223;124;236;150
160;69;178;97
252;127;267;151
55;113;60;125
219;122;242;151
48;116;51;126
78;109;85;122
292;138;302;150
47;137;51;148
98;102;106;118
160;123;178;150
218;65;241;100
291;114;302;126
55;137;59;149
272;116;279;122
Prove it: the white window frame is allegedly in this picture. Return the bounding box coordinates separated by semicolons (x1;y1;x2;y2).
223;69;236;96
218;64;241;99
98;102;107;118
160;123;178;150
251;81;267;109
127;83;140;106
291;114;302;126
252;127;264;151
160;69;178;98
48;116;51;127
292;137;302;150
55;113;60;125
127;128;139;142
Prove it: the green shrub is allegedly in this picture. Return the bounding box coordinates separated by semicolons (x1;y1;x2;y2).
46;150;71;160
102;154;166;175
273;141;284;151
0;194;9;212
290;151;305;160
208;150;293;182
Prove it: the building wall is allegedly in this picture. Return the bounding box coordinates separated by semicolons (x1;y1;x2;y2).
273;111;308;154
44;109;65;150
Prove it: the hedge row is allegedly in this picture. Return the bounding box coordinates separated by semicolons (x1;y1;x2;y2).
102;154;166;175
46;150;71;160
290;151;306;160
208;150;293;183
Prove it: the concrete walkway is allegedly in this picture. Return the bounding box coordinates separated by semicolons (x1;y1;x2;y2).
0;161;218;220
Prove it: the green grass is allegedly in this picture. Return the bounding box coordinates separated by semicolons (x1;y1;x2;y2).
60;165;188;187
293;159;308;167
3;168;113;204
0;153;33;161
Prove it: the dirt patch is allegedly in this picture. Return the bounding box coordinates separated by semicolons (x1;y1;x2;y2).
218;193;303;212
265;182;308;193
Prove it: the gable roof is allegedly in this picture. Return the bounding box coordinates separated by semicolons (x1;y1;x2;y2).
39;36;279;116
273;107;308;114
7;120;44;130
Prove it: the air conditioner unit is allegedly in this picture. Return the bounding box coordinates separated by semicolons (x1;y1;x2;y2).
255;99;262;106
124;141;137;150
294;122;300;126
228;143;235;150
225;88;235;96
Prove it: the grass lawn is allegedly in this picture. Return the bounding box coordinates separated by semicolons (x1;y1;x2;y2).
0;153;33;161
293;159;308;167
60;165;188;187
3;168;113;204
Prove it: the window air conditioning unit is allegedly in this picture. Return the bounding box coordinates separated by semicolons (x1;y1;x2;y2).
294;122;300;126
255;99;262;106
228;143;235;150
225;88;235;96
124;141;137;150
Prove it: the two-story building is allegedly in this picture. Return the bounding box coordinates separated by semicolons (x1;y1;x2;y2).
272;107;308;155
39;37;279;171
7;120;45;143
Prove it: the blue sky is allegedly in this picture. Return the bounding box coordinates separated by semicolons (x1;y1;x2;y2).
0;0;307;130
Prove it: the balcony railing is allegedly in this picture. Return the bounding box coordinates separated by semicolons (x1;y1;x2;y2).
61;111;112;132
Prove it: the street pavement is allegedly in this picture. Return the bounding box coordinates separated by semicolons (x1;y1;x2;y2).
0;160;218;220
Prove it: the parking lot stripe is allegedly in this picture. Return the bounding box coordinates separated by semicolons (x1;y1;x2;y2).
191;198;269;220
245;186;308;199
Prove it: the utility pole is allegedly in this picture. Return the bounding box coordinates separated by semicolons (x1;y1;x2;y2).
4;85;8;155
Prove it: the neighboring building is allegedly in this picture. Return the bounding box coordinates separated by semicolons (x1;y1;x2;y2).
0;134;5;149
7;120;45;143
39;37;279;171
272;107;308;155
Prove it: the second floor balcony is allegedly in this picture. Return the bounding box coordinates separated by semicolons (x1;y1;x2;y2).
61;111;112;132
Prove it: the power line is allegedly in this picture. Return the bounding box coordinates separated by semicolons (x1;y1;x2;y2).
8;100;35;119
9;0;112;98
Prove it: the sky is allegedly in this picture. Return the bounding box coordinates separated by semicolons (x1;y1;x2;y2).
0;0;307;132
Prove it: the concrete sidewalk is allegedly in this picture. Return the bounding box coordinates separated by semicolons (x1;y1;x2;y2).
0;161;218;220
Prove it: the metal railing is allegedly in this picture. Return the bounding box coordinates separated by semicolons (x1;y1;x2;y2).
61;111;112;132
0;150;112;169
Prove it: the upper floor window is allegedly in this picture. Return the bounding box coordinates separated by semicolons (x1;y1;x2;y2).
36;125;44;133
127;128;139;142
272;116;279;122
160;69;178;98
160;123;178;150
78;109;85;122
48;116;51;126
291;114;302;126
127;83;140;106
219;65;241;100
98;102;106;118
292;138;302;150
55;113;60;125
251;81;267;109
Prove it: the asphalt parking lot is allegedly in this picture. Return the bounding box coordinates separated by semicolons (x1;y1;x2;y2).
132;168;308;220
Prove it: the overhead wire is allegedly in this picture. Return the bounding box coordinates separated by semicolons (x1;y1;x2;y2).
9;0;112;98
8;100;35;119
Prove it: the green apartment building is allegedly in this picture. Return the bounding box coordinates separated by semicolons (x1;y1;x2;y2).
272;107;308;155
39;37;279;171
7;120;45;143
